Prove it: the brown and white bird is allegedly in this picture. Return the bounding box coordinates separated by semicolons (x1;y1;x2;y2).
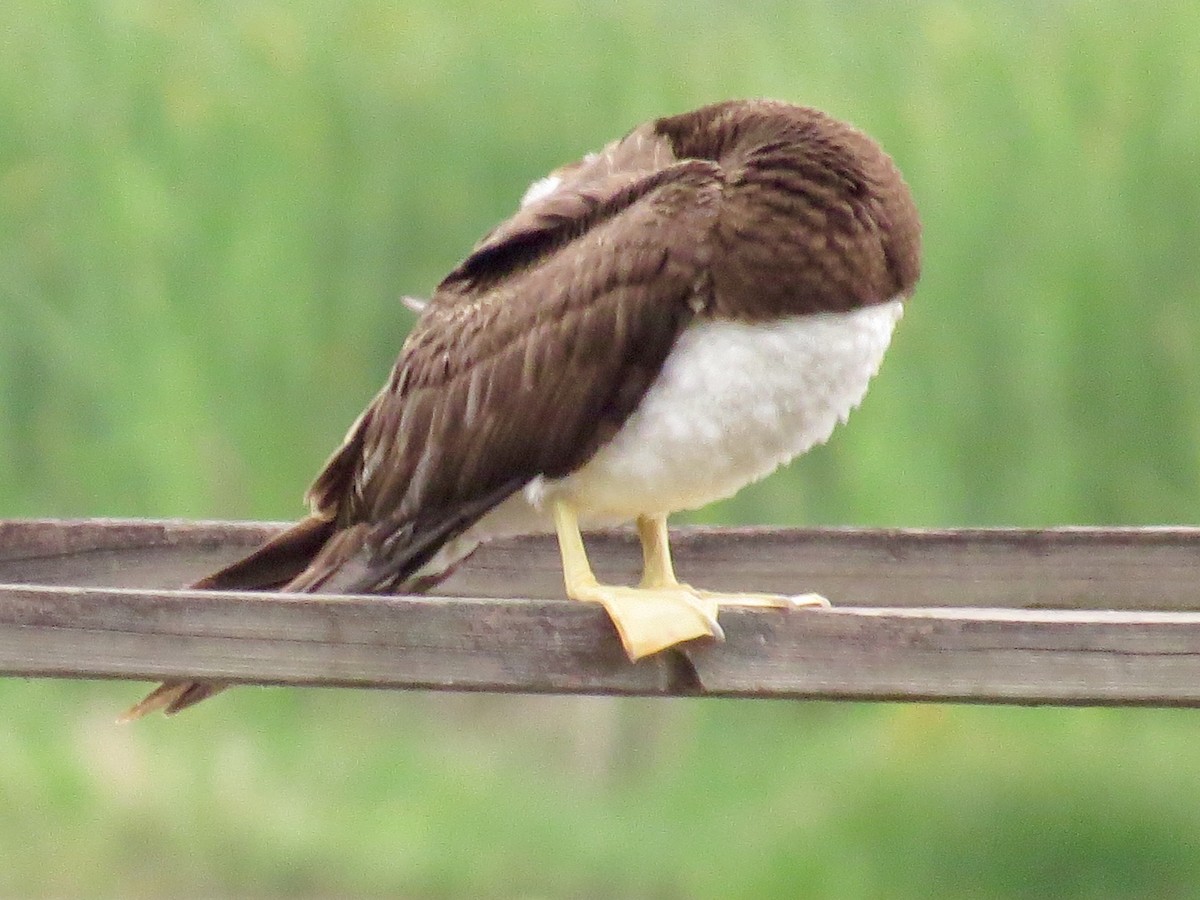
124;99;921;719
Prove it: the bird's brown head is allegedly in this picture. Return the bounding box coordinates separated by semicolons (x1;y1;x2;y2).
653;99;922;321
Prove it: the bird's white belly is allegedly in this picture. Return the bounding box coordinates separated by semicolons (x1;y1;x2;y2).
550;299;903;519
444;297;903;554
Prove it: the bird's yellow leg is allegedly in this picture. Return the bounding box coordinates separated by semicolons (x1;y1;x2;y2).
635;513;681;588
552;500;722;660
637;513;830;609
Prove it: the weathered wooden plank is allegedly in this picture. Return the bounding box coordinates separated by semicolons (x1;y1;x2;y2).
0;518;284;590
3;583;1200;706
2;518;1199;611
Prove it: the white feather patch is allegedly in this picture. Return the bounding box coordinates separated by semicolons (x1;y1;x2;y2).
549;299;905;518
520;174;564;208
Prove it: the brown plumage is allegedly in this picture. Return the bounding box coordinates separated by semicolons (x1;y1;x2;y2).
123;99;920;719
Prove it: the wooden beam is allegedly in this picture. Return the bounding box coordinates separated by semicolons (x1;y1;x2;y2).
3;518;1200;707
3;518;1200;610
4;583;1200;706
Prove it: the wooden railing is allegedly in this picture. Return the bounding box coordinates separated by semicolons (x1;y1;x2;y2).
3;518;1200;706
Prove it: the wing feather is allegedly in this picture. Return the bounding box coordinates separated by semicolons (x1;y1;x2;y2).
302;156;725;591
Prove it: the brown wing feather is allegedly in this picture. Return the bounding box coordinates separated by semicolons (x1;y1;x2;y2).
311;157;726;592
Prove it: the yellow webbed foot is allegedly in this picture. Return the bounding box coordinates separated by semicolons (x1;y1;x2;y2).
552;502;827;662
569;580;723;660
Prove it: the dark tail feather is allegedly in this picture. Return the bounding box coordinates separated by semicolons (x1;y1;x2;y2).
116;679;225;722
194;513;337;591
119;514;338;722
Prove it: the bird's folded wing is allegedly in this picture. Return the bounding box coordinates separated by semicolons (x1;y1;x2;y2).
301;157;727;591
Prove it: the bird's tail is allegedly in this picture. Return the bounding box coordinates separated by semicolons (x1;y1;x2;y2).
120;480;521;721
118;680;224;721
118;513;340;722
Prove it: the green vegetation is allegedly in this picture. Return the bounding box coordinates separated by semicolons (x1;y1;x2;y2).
3;1;1200;896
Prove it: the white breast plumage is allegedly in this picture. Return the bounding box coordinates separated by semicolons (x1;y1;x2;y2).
548;298;904;520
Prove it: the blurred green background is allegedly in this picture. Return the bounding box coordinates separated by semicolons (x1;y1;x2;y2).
3;1;1200;897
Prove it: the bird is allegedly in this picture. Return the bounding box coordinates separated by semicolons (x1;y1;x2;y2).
122;98;921;720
